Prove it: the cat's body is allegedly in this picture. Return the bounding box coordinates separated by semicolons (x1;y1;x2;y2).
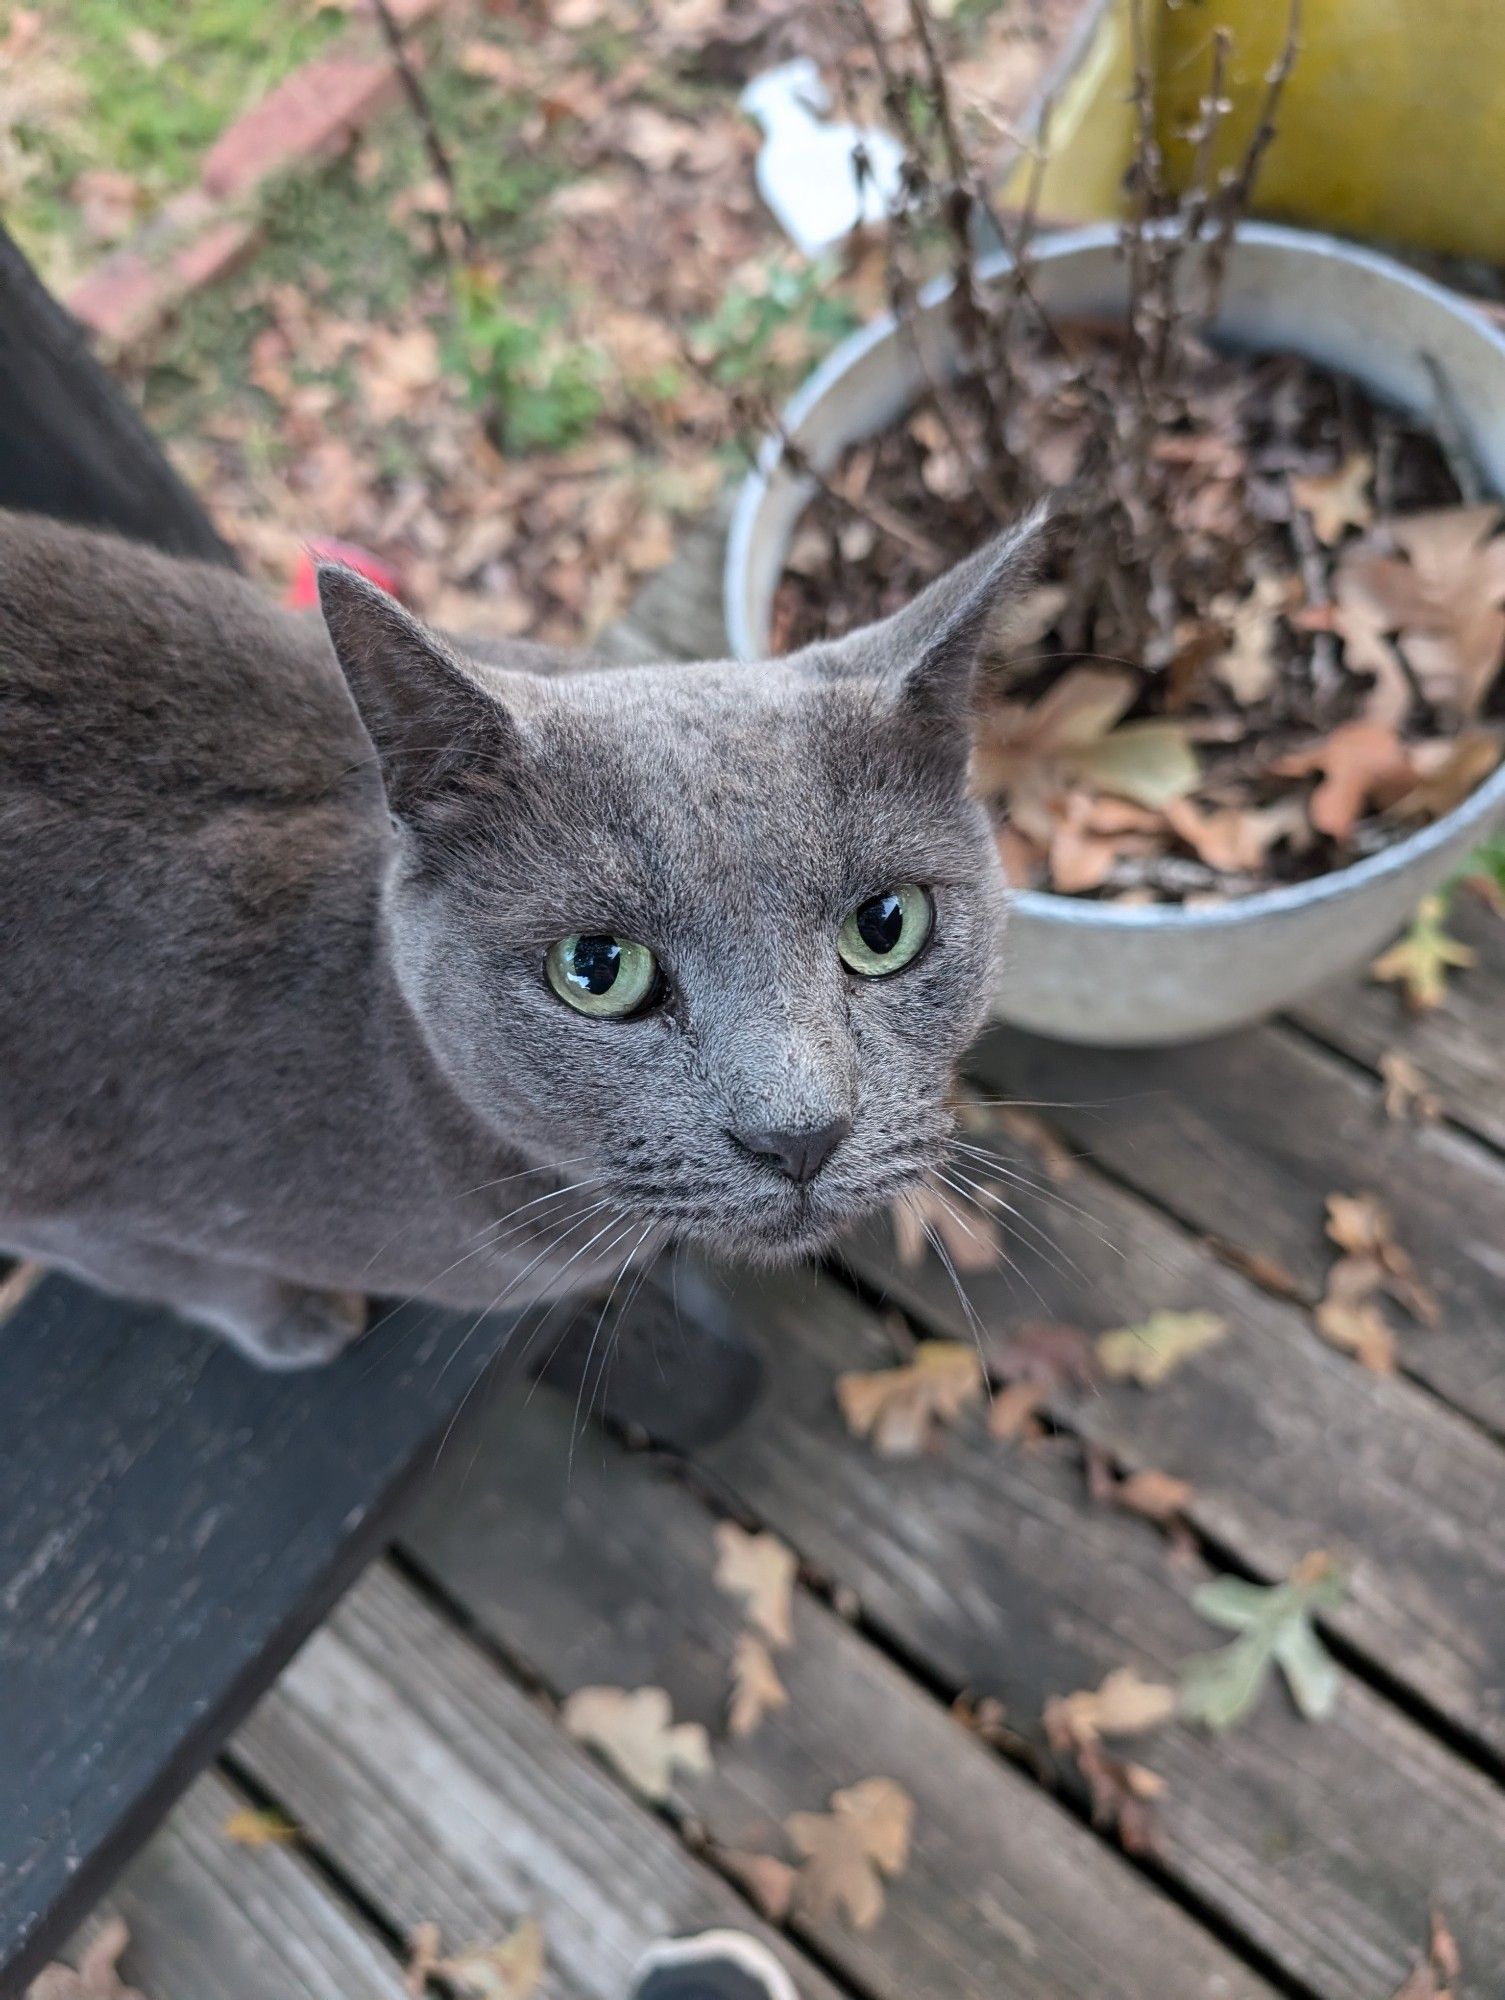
0;508;1036;1364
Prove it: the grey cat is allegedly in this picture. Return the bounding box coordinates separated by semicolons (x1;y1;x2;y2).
0;506;1039;1366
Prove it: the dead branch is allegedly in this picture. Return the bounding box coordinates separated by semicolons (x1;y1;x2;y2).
368;0;478;264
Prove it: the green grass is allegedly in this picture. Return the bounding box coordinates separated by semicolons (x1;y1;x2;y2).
137;60;578;451
5;0;349;278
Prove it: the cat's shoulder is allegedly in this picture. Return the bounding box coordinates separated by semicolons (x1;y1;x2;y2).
0;510;366;804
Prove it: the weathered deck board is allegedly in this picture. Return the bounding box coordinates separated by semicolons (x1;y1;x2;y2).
1293;896;1505;1155
0;1272;526;1988
522;1266;1505;1998
843;1128;1505;1763
403;1391;1277;2000
231;1564;845;2000
62;1770;409;2000
966;1020;1505;1434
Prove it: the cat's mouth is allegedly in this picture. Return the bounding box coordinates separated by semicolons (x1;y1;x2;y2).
635;1157;932;1265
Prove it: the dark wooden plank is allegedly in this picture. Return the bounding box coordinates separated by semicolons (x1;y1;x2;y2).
233;1564;846;2000
548;1267;1505;1998
65;1770;410;2000
967;1019;1505;1432
403;1391;1278;2000
0;224;231;562
1293;897;1505;1157
0;1274;530;1991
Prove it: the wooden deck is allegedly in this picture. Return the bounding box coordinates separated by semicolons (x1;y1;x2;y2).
48;526;1505;2000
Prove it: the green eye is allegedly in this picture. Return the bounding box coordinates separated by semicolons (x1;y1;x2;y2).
546;934;659;1017
838;884;933;977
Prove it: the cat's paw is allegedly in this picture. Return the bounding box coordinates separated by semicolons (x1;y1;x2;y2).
235;1286;370;1370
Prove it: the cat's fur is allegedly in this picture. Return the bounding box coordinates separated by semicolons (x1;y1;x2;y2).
0;507;1038;1365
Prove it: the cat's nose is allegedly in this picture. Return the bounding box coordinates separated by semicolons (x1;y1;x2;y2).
732;1116;852;1184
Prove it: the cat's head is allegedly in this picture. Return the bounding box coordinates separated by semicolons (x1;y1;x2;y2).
320;514;1041;1264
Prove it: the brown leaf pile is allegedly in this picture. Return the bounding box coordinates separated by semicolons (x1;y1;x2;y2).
779;332;1504;907
1042;1669;1174;1857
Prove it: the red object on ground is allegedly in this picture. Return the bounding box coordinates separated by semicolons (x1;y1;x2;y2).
285;539;404;610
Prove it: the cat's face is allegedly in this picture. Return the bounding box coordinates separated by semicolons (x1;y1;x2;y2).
322;519;1039;1264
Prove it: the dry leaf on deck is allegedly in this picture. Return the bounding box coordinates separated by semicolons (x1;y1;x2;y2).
561;1686;711;1803
1314;1257;1398;1373
1325;1191;1438;1323
718;1849;799;1925
1379;1049;1441;1124
785;1779;915;1932
836;1341;985;1457
890;1179;1001;1272
1096;1310;1227;1387
1113;1467;1195;1523
221;1806;299;1847
1371;896;1476;1010
406;1919;546;2000
987;1379;1047;1441
728;1633;790;1739
1179;1552;1344;1731
713;1523;796;1649
1291;452;1373;545
1390;1910;1462;2000
24;1921;143;2000
1043;1668;1178;1746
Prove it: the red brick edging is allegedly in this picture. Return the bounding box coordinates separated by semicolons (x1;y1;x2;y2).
67;0;440;350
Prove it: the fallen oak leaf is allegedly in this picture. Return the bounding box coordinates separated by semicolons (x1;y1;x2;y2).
718;1848;798;1925
1096;1310;1227;1387
24;1920;143;2000
1274;721;1415;842
1378;1049;1441;1124
890;1177;1002;1273
1314;1257;1398;1373
836;1341;985;1457
1066;719;1201;811
222;1806;299;1847
1337;506;1505;717
728;1633;789;1739
1067;1738;1165;1856
1325;1190;1438;1324
986;1378;1047;1442
785;1778;915;1932
1371;896;1476;1010
1043;1667;1178;1747
1100;1464;1195;1524
1178;1553;1345;1730
1291;451;1373;545
406;1919;546;2000
713;1523;797;1649
1206;570;1291;703
561;1686;711;1803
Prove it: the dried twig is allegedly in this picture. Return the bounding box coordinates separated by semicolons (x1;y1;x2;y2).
1204;0;1302;303
368;0;478;263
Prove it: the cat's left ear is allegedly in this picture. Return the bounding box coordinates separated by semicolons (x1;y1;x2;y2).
811;504;1049;748
318;565;518;823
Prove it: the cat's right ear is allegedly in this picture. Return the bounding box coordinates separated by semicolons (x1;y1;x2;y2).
318;565;516;821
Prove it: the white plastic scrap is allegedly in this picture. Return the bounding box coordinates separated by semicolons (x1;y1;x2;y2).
740;57;907;257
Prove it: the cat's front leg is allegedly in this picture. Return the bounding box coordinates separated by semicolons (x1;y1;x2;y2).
201;1279;370;1370
16;1227;370;1370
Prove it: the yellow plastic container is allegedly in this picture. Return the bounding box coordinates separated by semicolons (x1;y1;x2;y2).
1013;0;1505;262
